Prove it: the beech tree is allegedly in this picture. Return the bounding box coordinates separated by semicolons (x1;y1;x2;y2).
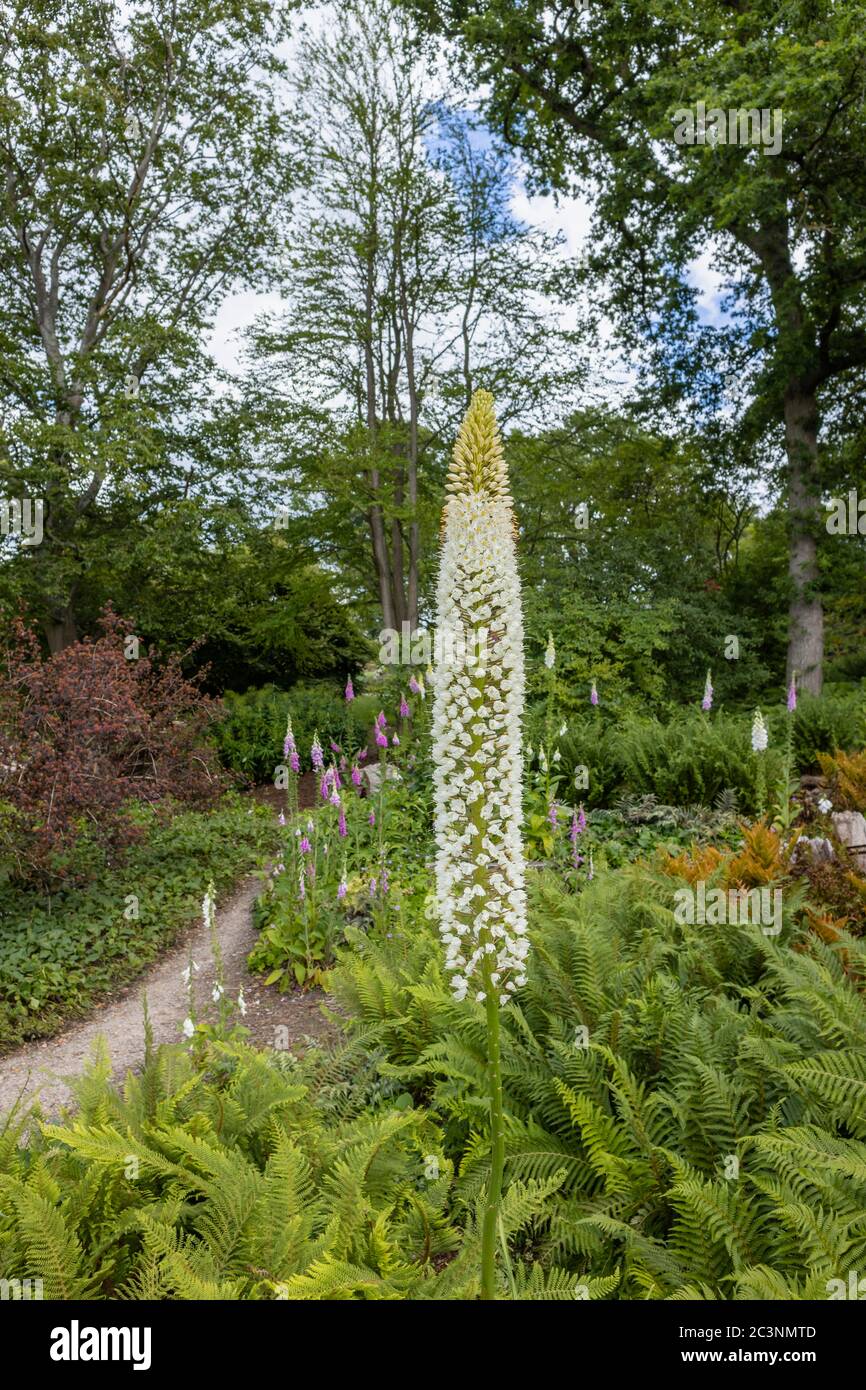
247;0;583;631
403;0;866;691
0;0;296;650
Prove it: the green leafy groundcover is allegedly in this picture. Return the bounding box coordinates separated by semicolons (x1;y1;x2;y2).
3;857;865;1299
0;798;278;1051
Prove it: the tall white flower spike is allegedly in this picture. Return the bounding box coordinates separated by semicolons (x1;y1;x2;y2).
431;390;528;1006
751;709;768;753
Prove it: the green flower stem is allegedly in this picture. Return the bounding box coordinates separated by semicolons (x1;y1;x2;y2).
781;714;795;831
466;646;508;1300
545;660;556;752
376;742;387;929
481;973;505;1301
755;755;766;818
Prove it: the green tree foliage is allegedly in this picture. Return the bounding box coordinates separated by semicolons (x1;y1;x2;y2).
0;0;296;649
512;409;779;706
403;0;866;693
244;0;583;628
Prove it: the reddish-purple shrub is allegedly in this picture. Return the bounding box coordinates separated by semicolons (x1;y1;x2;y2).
0;608;226;886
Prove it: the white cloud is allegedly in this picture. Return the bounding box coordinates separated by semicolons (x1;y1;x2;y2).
207;289;284;379
687;245;726;326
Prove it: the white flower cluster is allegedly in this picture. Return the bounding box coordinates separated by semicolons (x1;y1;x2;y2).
751;709;768;752
202;883;216;933
432;390;528;1005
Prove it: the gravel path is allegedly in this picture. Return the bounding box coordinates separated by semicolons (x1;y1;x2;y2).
0;871;336;1119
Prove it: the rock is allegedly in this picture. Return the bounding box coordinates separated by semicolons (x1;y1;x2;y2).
790;836;835;867
831;811;866;872
360;762;402;795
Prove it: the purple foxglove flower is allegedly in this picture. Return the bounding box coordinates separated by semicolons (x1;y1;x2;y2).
338;807;347;837
570;806;586;867
283;718;296;759
290;751;300;773
345;676;355;702
311;733;324;769
337;879;347;900
548;800;558;830
392;733;399;746
329;790;341;807
299;836;311;854
376;730;388;748
376;710;387;729
399;695;410;718
369;877;377;896
701;670;713;712
590;682;599;707
787;674;797;713
330;741;341;755
351;765;362;787
381;866;389;893
368;810;376;827
408;674;420;694
358;748;368;762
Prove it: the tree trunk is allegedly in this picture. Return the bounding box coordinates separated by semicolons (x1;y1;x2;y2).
362;181;397;635
43;605;78;654
391;463;407;631
737;215;825;697
784;385;823;695
404;319;420;630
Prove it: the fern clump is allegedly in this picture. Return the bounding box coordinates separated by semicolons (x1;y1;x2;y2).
329;859;866;1299
0;1038;462;1301
4;848;866;1300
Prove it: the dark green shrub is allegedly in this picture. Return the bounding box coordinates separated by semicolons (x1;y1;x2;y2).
211;682;379;782
792;691;864;770
615;711;783;812
556;710;786;812
551;721;625;808
553;695;865;813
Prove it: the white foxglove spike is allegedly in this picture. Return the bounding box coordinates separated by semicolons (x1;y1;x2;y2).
432;390;527;1005
751;709;768;752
